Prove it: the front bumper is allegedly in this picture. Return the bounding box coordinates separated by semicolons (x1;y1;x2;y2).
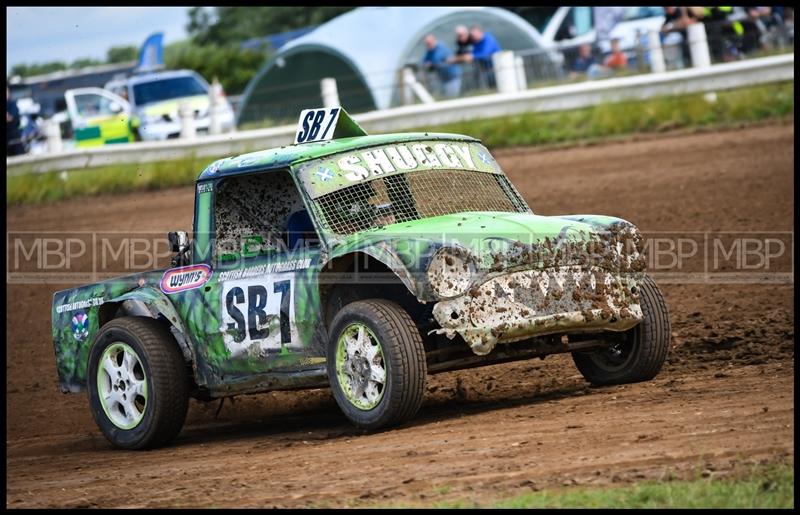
431;265;644;355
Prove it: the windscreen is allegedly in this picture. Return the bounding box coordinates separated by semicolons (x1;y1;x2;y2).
132;76;207;106
297;140;530;236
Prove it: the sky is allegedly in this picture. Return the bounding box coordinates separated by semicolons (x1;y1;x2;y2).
6;7;193;74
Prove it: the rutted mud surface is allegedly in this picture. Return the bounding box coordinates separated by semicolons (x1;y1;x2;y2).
6;123;794;507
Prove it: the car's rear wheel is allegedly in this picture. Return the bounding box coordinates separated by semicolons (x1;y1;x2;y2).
327;299;426;430
572;275;670;385
87;316;189;449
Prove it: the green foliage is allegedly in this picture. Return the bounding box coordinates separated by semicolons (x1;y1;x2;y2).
425;81;794;148
6;82;793;205
9;61;68;78
70;57;103;69
187;7;355;47
163;40;269;95
424;461;794;509
7;154;222;205
106;45;138;64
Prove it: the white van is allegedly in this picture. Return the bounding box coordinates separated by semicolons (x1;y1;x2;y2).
541;6;666;54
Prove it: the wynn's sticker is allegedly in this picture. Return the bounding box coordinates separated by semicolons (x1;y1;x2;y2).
160;264;212;294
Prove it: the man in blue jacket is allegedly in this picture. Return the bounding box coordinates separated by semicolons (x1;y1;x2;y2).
421;34;462;98
450;25;502;89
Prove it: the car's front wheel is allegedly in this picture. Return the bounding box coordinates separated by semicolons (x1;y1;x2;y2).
327;299;426;430
572;275;671;385
87;316;189;449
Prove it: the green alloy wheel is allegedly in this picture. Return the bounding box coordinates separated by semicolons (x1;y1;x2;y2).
87;317;189;449
328;299;426;430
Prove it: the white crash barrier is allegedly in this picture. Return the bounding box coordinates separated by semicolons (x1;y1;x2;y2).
7;53;793;175
493;50;518;94
688;23;712;69
44;118;63;154
514;55;527;91
401;67;434;105
209;78;222;136
179;101;196;140
321;78;340;109
648;30;667;74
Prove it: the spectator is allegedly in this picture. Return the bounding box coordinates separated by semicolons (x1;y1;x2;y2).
421;34;462;98
661;6;702;68
449;25;478;91
453;25;473;59
7;87;24;157
586;38;629;79
569;43;596;79
469;25;502;89
603;38;629;70
701;6;743;62
449;25;502;89
744;6;777;50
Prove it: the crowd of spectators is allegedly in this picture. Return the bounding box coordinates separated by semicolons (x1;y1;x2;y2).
421;24;502;98
660;6;794;66
419;7;793;99
565;6;794;80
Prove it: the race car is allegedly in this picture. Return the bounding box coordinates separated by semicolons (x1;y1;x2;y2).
51;107;670;449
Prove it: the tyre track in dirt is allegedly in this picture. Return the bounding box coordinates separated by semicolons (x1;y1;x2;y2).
6;122;794;507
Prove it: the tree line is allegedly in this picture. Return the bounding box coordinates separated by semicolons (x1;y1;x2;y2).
9;7;355;95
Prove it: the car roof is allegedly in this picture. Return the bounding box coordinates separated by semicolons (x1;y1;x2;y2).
126;69;200;86
197;132;481;181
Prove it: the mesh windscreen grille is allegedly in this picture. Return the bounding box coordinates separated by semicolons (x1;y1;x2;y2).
314;170;530;236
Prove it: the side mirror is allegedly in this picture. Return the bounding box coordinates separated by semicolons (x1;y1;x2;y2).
168;231;190;267
168;231;189;252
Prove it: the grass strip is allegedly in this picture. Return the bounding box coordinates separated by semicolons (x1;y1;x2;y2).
7;81;793;205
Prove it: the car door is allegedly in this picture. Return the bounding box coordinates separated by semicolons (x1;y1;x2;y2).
182;171;326;382
64;88;134;147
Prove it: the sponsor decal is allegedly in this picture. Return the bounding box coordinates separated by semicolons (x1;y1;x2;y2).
197;182;213;194
160;264;212;294
337;143;478;182
216;258;311;282
56;296;104;314
71;311;90;342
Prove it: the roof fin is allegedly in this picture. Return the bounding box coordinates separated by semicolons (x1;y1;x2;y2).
294;107;367;144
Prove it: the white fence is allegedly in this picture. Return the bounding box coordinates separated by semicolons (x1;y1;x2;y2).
6;53;793;176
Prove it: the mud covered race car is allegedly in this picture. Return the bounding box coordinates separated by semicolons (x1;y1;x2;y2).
52;108;670;449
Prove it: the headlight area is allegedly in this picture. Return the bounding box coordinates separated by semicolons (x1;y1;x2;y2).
142;113;169;125
426;246;477;299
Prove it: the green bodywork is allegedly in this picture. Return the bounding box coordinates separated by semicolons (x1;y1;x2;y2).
52;110;646;397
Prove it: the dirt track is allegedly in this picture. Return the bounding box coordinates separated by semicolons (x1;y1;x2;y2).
6;122;794;507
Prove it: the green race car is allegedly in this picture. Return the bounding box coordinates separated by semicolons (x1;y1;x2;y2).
51;108;670;449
